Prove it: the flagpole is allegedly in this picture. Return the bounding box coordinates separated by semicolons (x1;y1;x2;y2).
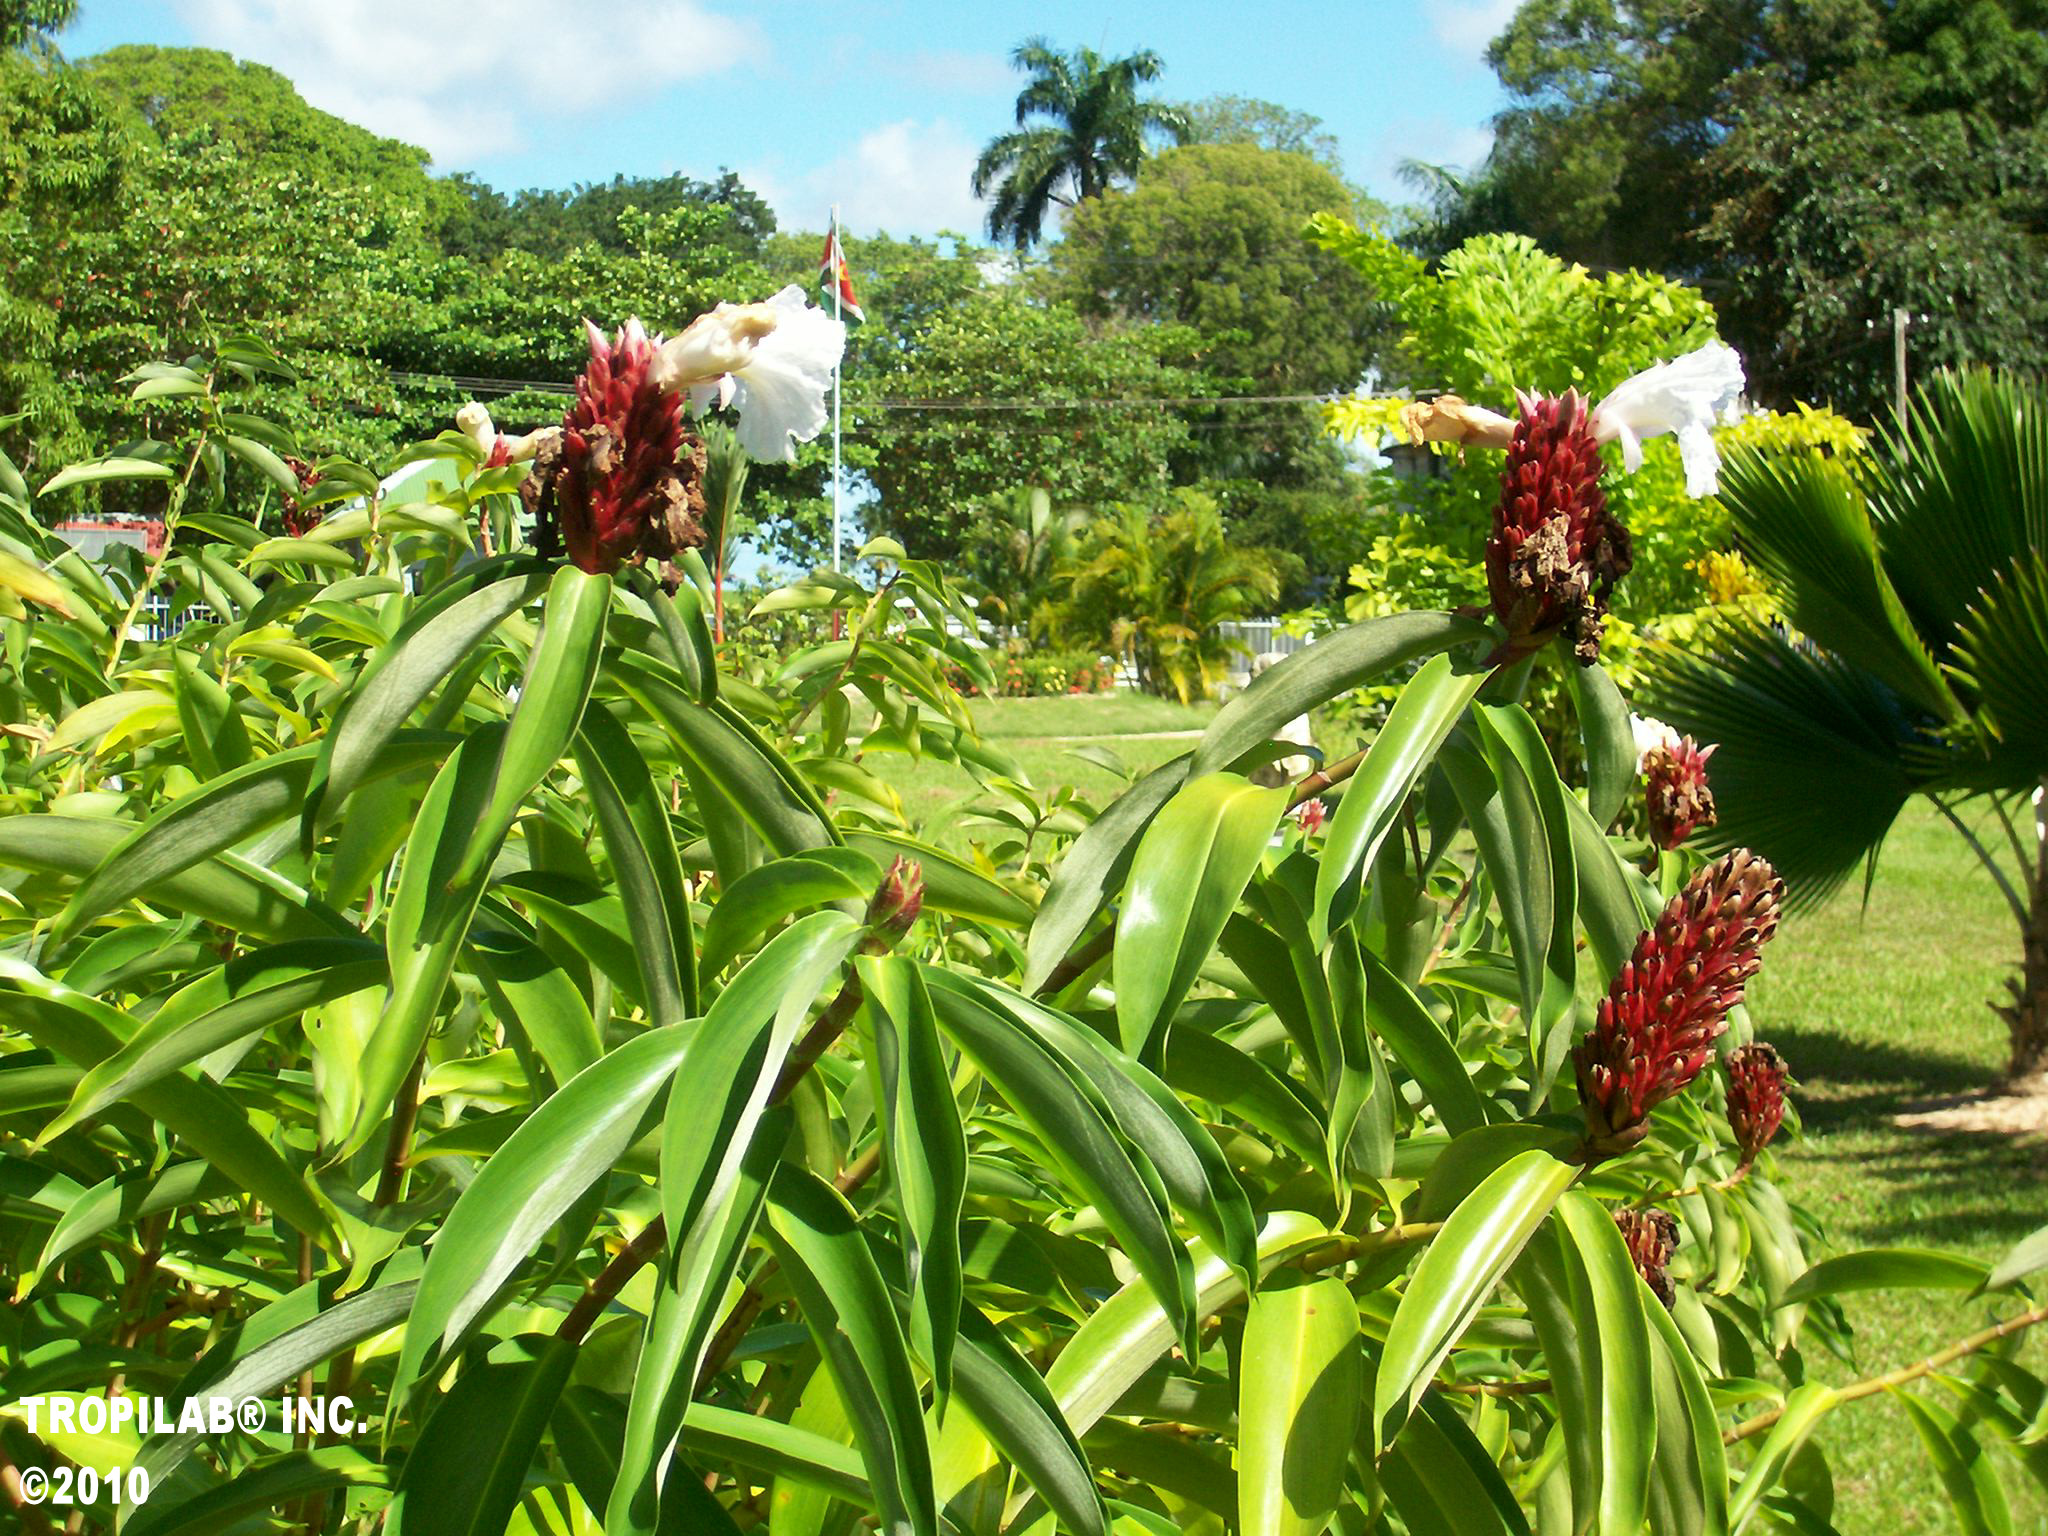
830;204;843;579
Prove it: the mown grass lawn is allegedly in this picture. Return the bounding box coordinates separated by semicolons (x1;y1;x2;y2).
1749;801;2046;1533
872;695;2041;1530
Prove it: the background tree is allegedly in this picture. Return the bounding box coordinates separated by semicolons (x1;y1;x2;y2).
1180;92;1346;170
972;36;1190;250
1428;0;2048;413
863;285;1203;562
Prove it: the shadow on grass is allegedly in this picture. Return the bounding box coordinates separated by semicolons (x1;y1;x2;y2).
1772;1021;2048;1247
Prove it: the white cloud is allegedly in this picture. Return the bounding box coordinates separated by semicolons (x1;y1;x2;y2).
1427;0;1520;62
1362;120;1495;203
172;0;764;164
747;118;988;239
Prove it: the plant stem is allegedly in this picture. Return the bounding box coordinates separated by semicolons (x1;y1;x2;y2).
1722;1301;2048;1444
1289;748;1365;809
103;428;209;678
373;1049;428;1208
0;1444;53;1535
557;1217;668;1346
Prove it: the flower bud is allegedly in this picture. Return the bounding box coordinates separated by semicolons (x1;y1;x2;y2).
866;856;924;941
1643;735;1718;851
1575;849;1784;1159
1486;390;1633;665
1726;1041;1788;1167
1293;797;1328;837
1615;1207;1681;1306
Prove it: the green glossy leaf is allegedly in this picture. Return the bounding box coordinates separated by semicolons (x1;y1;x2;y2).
394;1024;696;1408
1897;1390;2011;1536
953;1302;1107;1536
1559;1191;1654;1536
862;956;966;1405
1782;1248;1990;1305
124;1448;387;1536
40;937;384;1141
40;456;176;493
1644;1275;1730;1536
1984;1222;2048;1294
352;724;507;1155
1378;1395;1533;1535
1116;771;1286;1065
1375;1149;1577;1447
304;556;551;836
1313;651;1488;944
1729;1383;1837;1534
763;1165;938;1536
1361;946;1488;1137
1237;1271;1363;1536
1566;660;1637;830
468;927;603;1087
701;848;879;979
574;704;699;1024
390;1336;576;1536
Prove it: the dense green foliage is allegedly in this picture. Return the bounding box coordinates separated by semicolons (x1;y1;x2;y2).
1;336;2043;1536
1425;0;2048;414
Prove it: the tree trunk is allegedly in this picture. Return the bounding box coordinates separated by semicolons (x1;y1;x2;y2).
2000;787;2048;1086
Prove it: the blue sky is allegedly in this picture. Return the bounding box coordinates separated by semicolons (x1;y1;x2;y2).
61;0;1513;237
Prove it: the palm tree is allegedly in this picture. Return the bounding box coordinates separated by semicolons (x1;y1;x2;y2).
1641;369;2048;1083
972;486;1086;637
1055;494;1281;703
972;37;1190;251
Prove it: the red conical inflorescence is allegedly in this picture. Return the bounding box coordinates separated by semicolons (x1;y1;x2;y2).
1486;390;1633;665
541;319;707;576
1575;849;1784;1158
1726;1041;1788;1167
1615;1207;1681;1306
1644;735;1718;851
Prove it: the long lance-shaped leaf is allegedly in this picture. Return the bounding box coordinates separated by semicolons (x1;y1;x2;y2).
763;1165;939;1536
1192;611;1495;776
50;736;448;946
389;1335;577;1536
1643;1277;1729;1536
862;956;966;1408
1040;1211;1330;1440
1558;1192;1655;1536
40;938;385;1142
612;917;860;1536
1896;1391;2012;1536
1473;703;1580;1106
1565;660;1637;831
1312;651;1489;945
1237;1271;1364;1536
843;831;1033;929
123;1448;389;1536
350;724;507;1157
1377;1395;1533;1536
0;965;335;1245
135;1270;422;1488
575;703;699;1024
1023;753;1190;993
1358;946;1489;1136
680;1403;872;1508
24;1161;232;1296
1374;1149;1578;1448
0;813;346;944
933;972;1258;1289
1161;1027;1327;1171
303;555;552;840
468;927;603;1088
953;1302;1108;1536
1565;791;1657;985
449;565;611;888
1780;1247;1990;1304
1728;1382;1837;1533
614;652;837;855
700;848;879;978
392;1023;698;1410
610;1112;788;1536
1115;771;1287;1065
923;971;1196;1353
1512;1219;1602;1535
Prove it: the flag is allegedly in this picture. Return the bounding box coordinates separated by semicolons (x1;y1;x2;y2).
818;229;866;326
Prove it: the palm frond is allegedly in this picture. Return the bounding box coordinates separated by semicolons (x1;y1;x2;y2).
1638;620;1923;908
1950;550;2048;775
1870;369;2048;654
1717;446;1960;721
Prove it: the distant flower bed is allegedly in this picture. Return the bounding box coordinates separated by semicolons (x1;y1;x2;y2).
949;647;1117;697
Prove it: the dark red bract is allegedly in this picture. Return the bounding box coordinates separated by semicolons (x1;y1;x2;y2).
1645;736;1718;851
1486;390;1633;664
546;320;704;576
1615;1207;1681;1306
1726;1041;1788;1166
1575;849;1784;1158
